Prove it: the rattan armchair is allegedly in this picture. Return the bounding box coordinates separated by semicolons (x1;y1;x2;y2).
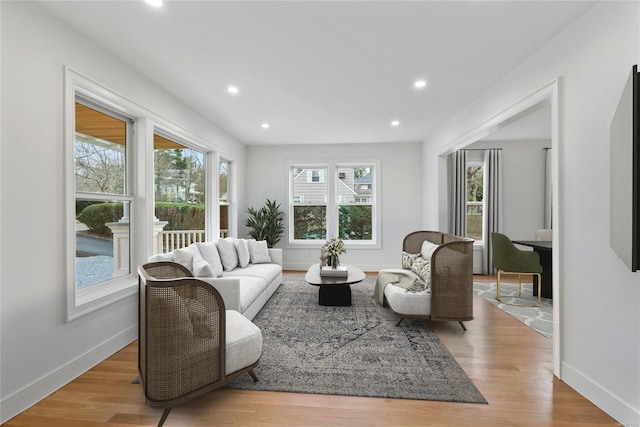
381;231;474;330
138;261;262;427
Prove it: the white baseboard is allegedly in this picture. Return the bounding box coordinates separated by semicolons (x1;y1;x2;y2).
561;361;640;425
0;325;137;424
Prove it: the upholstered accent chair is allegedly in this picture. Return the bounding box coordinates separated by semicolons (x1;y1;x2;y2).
138;261;262;427
491;232;542;307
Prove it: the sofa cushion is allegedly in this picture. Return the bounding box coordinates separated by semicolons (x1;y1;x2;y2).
235;238;250;268
384;284;432;316
225;310;262;375
223;263;281;286
231;276;268;313
148;252;175;263
248;240;272;264
173;244;201;272
196;242;224;277
420;240;440;261
402;251;420;269
192;256;215;277
218;237;239;271
410;257;432;289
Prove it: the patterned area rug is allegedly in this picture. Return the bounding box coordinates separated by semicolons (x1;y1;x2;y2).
473;281;553;338
225;275;487;404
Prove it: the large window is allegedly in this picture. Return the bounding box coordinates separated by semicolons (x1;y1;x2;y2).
466;163;484;241
74;101;133;294
219;159;230;237
65;69;226;321
289;161;379;246
153;133;207;253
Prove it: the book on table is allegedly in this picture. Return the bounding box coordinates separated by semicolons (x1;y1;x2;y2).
320;265;348;277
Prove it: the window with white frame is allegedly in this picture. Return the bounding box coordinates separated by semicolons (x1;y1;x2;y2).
219;159;231;238
65;69;221;321
466;161;484;241
289;161;379;246
153;132;207;253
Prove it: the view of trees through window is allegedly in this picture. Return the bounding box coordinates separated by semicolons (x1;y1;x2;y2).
74;101;131;290
466;165;484;241
291;165;374;241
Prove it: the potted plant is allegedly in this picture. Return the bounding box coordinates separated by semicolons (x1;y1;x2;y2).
245;199;284;248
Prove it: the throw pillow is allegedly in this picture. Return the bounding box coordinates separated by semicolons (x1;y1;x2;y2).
402;251;420;269
173;244;201;272
411;256;432;289
192;256;215;277
420;240;440;261
217;237;239;271
235;238;250;268
248;240;272;264
196;241;224;277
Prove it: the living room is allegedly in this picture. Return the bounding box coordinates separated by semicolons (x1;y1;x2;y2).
1;1;639;426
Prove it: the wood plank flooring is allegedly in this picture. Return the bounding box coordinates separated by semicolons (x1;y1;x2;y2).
4;274;616;426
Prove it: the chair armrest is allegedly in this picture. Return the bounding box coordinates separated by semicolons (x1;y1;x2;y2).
198;277;241;312
268;248;283;266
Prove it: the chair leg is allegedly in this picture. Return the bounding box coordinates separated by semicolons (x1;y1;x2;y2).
248;369;259;382
517;274;522;298
396;317;404;326
458;321;467;331
535;273;542;307
158;407;172;427
496;270;502;301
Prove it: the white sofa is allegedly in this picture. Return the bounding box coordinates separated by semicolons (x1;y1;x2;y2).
149;237;282;321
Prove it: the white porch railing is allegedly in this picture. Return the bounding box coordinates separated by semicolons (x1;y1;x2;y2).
156;229;229;253
158;230;206;253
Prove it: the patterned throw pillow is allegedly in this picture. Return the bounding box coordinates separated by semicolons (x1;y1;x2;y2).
411;256;432;290
402;251;420;269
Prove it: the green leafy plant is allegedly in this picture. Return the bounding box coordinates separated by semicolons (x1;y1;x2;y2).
245;199;285;248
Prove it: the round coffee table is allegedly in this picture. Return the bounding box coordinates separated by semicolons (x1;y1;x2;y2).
305;263;366;306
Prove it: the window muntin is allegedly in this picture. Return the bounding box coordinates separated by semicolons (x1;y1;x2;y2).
466;163;484;241
153;134;207;252
74;101;132;292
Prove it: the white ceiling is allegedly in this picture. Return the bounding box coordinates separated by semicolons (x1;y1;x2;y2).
37;1;595;146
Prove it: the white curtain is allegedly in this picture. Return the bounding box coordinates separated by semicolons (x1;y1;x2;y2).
482;149;502;275
544;148;552;229
449;150;467;236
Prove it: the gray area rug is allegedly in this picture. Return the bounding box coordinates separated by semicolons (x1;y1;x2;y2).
473;281;553;338
225;275;487;404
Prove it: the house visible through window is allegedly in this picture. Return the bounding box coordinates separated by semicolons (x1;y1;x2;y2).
289;162;378;245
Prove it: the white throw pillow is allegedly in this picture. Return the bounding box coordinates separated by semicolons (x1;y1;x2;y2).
192;256;215;277
420;240;440;261
235;238;250;268
248;240;272;264
173;244;201;272
196;242;224;277
217;237;239;271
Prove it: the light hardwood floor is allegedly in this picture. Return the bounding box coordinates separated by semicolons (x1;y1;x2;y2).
4;274;616;426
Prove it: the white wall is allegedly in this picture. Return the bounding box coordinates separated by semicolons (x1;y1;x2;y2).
0;2;246;422
423;1;639;423
245;143;423;271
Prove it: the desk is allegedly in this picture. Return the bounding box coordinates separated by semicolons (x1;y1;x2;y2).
512;240;552;299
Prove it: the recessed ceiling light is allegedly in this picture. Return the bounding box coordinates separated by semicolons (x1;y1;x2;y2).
391;120;400;127
413;79;428;89
227;85;239;94
145;0;163;7
261;123;270;129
